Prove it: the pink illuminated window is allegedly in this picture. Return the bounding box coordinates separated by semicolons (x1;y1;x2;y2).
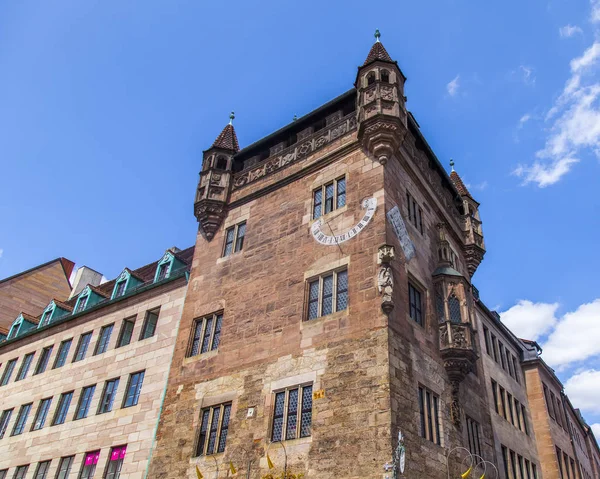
79;451;100;479
105;446;127;479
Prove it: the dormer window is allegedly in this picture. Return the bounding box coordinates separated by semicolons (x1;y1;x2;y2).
75;295;88;313
157;263;170;281
115;281;127;298
40;309;53;327
381;70;390;83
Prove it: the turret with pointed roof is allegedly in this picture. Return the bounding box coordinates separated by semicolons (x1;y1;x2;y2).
194;112;239;240
356;30;407;165
448;159;486;277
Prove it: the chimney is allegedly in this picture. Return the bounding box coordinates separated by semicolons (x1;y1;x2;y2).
69;266;103;299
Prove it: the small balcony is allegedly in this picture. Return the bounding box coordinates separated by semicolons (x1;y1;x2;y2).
439;321;477;383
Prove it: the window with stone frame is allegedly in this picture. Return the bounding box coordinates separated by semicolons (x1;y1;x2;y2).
33;460;51;479
97;378;120;414
116;317;135;348
482;325;491;356
74;385;96;420
271;384;313;442
0;408;13;439
53;339;72;369
418;385;441;445
195;403;232;456
55;457;74;479
0;469;6;479
122;371;144;408
15;352;34;381
312;177;346;219
448;295;462;323
408;281;424;326
12;465;29;479
306;268;348;320
139;309;159;340
79;451;100;479
34;346;53;376
104;445;127;479
187;312;223;357
11;403;32;436
51;391;73;426
73;332;92;362
406;191;424;234
222;221;246;257
94;324;114;355
491;380;499;414
31;397;52;431
466;416;482;457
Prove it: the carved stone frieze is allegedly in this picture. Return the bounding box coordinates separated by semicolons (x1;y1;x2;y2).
377;244;395;314
233;114;357;190
194;199;227;241
358;117;406;165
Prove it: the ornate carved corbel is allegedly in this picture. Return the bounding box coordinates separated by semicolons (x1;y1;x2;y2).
378;244;395;314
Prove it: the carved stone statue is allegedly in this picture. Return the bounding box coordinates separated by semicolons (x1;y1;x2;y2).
377;245;395;314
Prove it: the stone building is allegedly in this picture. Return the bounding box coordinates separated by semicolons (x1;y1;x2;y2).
147;34;502;479
521;340;600;479
0;247;193;479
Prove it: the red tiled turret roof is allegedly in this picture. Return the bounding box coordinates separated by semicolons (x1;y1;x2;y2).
212;124;239;152
450;170;473;199
363;41;393;66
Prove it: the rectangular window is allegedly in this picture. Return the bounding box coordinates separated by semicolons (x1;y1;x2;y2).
570;459;576;479
521;405;529;435
0;409;13;439
271;384;312;442
222;221;247;256
506;392;515;425
543;383;555;419
408;282;423;326
532;464;537;479
53;339;72;369
76;296;88;313
492;380;499;414
500;387;507;419
139;309;159;340
74;385;96;420
557;447;564;479
502;446;510;479
406;192;424;233
79;451;100;479
55;456;74;479
515;399;522;431
306;268;348;320
105;445;127;479
483;325;491;356
157;263;170;281
31;398;53;431
513;356;520;382
313;178;346;219
188;313;223;357
466;416;481;457
564;453;571;479
94;324;114;355
98;378;120;414
418;386;441;445
196;403;232;456
518;456;525;479
115;280;127;297
73;332;92;362
491;335;499;362
34;346;53;375
499;342;506;370
116;317;135;348
15;353;34;381
12;466;29;479
123;371;145;408
510;450;518;479
525;460;532;479
0;470;5;479
11;403;32;436
34;461;51;479
507;351;515;378
51;391;73;426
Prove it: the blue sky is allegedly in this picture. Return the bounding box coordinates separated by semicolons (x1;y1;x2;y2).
1;0;599;434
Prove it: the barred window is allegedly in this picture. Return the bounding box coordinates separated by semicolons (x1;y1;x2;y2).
313;177;346;219
196;403;232;456
448;295;462;323
188;313;223;357
466;416;481;457
223;221;246;257
408;282;423;326
418;386;441;445
271;384;312;442
306;269;348;320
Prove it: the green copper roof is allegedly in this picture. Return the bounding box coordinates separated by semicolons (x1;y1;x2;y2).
432;265;464;277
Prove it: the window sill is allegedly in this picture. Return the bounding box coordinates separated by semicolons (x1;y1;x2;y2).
190;452;225;464
183;349;218;365
302;309;348;326
309;204;348;225
216;251;243;265
271;436;312;447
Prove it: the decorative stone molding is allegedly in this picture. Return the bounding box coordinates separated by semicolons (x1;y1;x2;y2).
194;199;227;241
377;244;395;314
233;114;357;190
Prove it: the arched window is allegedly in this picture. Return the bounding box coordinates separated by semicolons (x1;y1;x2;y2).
216;157;228;170
448;295;462;323
436;293;446;323
381;70;390;83
367;72;375;86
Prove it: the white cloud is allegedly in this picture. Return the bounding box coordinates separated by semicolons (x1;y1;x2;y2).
473;180;488;191
513;158;579;187
520;65;536;86
560;25;583;38
592;0;600;23
518;114;532;129
447;75;460;96
542;299;600;367
564;370;600;413
500;300;559;341
592;423;600;438
0;248;3;259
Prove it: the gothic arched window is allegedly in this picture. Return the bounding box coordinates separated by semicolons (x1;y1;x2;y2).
448;295;462;323
216;157;228;170
367;72;375;86
381;70;390;83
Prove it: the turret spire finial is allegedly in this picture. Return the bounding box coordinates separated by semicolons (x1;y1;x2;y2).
374;29;381;43
450;158;455;172
229;111;235;125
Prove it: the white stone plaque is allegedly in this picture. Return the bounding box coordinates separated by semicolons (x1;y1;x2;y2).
386;206;415;261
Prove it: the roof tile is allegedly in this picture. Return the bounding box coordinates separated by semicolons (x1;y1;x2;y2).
212;124;239;152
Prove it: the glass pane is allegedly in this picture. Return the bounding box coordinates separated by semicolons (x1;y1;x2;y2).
325;183;334;213
322;275;333;316
313;190;322;219
217;405;231;453
207;407;220;454
234;223;246;252
336;270;348;312
308;281;319;320
223;228;235;256
201;317;214;354
300;386;312;437
212;315;223;350
190;320;203;356
272;392;285;442
197;409;210;456
286;389;299;440
449;296;462;323
336;178;346;208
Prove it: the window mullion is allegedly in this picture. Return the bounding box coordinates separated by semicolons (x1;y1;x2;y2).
282;390;289;440
209;314;216;349
423;394;430;441
318;277;323;317
332;272;338;313
204;409;213;455
215;405;225;453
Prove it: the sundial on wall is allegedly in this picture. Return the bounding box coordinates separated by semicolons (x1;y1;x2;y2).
310;197;377;245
